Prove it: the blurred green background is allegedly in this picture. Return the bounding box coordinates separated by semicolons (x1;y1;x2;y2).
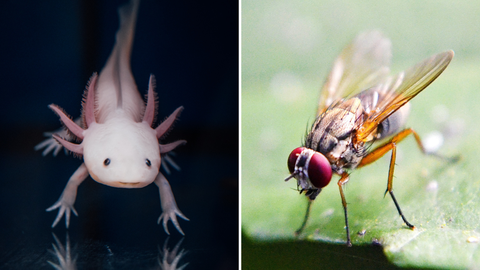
242;0;480;269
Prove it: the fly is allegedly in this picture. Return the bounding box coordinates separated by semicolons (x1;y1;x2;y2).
285;31;455;247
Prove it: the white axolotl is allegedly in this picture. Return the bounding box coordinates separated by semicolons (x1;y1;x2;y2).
35;0;188;234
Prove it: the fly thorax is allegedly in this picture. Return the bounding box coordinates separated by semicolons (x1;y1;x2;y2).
308;100;362;152
305;98;366;174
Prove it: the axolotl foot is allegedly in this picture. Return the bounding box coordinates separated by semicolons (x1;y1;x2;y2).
157;207;189;235
155;172;189;235
46;198;78;228
46;163;89;228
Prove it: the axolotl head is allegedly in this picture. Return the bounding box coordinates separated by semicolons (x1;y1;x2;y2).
82;118;161;188
49;73;185;188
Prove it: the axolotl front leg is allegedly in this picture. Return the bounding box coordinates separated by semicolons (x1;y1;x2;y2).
46;163;89;228
155;172;189;234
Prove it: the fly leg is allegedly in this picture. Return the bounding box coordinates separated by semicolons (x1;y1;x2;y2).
358;128;424;229
386;145;415;228
295;199;312;237
337;172;352;247
296;172;353;245
360;128;458;166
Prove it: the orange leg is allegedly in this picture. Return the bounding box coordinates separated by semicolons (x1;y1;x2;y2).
358;128;422;229
337;172;352;247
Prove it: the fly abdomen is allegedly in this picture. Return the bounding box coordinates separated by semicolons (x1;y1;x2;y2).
377;102;410;139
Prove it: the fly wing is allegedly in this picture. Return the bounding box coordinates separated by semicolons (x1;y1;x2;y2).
356;50;454;142
317;31;391;115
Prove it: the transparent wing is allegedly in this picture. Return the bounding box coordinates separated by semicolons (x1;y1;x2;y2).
317;31;391;115
356;50;454;142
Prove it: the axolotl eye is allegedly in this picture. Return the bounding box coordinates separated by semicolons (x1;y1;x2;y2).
145;159;151;167
287;147;332;188
104;158;111;166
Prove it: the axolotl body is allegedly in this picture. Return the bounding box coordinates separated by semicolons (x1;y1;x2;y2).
36;0;188;234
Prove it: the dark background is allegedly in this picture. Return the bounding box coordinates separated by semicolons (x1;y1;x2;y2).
0;0;238;269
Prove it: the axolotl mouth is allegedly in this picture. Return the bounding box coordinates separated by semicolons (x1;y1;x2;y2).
111;181;151;188
89;171;148;188
117;182;141;187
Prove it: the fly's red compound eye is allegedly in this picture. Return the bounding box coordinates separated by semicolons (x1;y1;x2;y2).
307;152;332;188
287;147;304;173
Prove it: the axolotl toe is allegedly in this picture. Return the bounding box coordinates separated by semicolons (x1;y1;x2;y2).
36;0;188;235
